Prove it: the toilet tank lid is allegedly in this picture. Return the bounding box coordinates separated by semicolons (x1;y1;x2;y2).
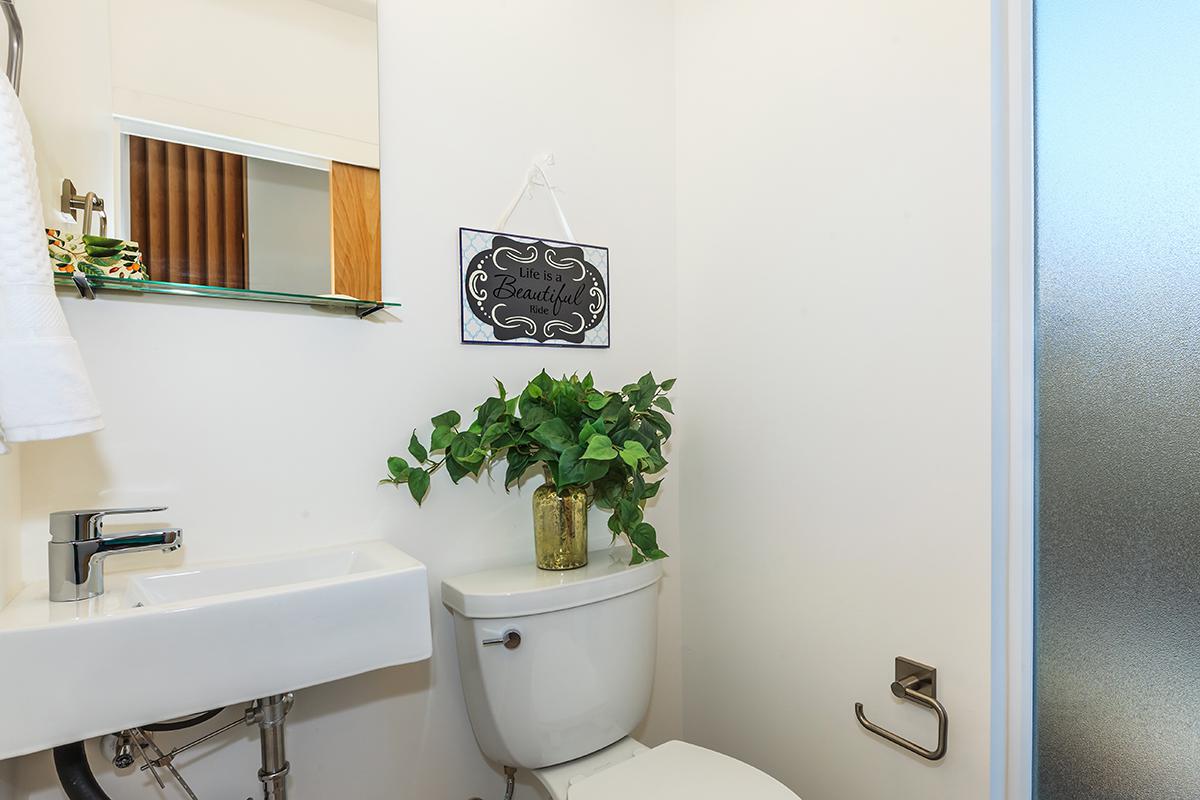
441;546;662;619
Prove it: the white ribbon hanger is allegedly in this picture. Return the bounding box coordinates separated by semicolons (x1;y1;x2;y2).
495;153;577;242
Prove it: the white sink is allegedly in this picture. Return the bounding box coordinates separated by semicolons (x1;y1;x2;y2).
0;541;431;760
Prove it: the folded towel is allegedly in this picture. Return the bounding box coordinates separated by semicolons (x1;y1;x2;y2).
0;78;103;453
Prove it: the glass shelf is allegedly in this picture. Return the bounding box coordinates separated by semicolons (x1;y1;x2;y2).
53;273;399;318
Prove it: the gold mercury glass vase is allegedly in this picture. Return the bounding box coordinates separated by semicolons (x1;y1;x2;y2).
532;483;589;570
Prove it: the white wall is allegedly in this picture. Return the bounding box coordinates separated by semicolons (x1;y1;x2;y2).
0;446;20;800
19;0;115;230
0;447;19;606
0;440;18;800
109;0;379;168
10;1;679;798
675;2;996;799
245;159;331;296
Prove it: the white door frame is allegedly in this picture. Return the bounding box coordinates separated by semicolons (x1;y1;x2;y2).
993;0;1036;798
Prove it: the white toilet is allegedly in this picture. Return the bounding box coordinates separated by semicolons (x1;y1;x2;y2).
442;547;800;799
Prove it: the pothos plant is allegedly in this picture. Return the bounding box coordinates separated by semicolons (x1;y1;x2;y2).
381;371;674;564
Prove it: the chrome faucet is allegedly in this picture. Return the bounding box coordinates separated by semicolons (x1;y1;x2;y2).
48;507;182;602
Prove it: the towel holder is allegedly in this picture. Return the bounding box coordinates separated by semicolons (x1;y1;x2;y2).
854;656;948;761
61;180;107;237
1;0;21;95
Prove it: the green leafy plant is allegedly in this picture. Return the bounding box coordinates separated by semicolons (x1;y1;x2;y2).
381;371;675;564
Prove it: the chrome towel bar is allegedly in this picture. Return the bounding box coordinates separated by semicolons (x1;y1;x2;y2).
854;656;948;761
1;0;21;95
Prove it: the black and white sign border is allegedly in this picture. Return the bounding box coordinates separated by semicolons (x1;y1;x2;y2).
459;227;611;349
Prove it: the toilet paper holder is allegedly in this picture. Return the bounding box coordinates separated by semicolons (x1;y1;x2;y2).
854;656;948;761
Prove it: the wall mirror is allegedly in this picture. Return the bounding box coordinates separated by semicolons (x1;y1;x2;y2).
18;0;388;315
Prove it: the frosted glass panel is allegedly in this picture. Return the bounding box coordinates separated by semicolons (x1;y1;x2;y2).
1035;2;1200;798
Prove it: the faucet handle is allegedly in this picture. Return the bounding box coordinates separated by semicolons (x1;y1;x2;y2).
49;507;168;542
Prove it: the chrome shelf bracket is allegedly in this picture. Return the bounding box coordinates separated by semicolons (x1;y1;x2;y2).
854;656;948;761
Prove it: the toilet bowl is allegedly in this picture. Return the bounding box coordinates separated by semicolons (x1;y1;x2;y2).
532;736;797;799
442;548;800;799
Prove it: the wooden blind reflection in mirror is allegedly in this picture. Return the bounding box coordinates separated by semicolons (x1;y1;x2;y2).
330;162;381;302
128;136;247;288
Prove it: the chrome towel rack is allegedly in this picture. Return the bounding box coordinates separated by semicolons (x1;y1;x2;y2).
1;0;21;95
61;179;108;237
854;656;949;761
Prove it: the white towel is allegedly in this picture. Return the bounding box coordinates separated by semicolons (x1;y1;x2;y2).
0;78;102;453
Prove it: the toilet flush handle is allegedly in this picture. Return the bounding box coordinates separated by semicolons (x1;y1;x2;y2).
482;629;522;650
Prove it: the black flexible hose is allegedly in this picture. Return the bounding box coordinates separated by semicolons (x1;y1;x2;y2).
52;741;113;800
142;706;224;732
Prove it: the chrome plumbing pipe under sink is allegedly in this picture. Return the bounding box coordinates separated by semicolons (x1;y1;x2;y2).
48;507;182;602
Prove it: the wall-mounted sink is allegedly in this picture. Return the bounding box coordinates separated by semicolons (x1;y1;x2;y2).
0;541;431;760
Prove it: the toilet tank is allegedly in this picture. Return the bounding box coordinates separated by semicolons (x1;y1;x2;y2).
442;547;662;769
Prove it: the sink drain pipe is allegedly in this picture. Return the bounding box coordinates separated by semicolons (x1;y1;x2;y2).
52;741;113;800
252;694;292;800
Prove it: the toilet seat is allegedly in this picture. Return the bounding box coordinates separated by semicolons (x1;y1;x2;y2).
535;739;800;800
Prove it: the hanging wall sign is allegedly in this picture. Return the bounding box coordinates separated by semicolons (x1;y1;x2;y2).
460;227;610;348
